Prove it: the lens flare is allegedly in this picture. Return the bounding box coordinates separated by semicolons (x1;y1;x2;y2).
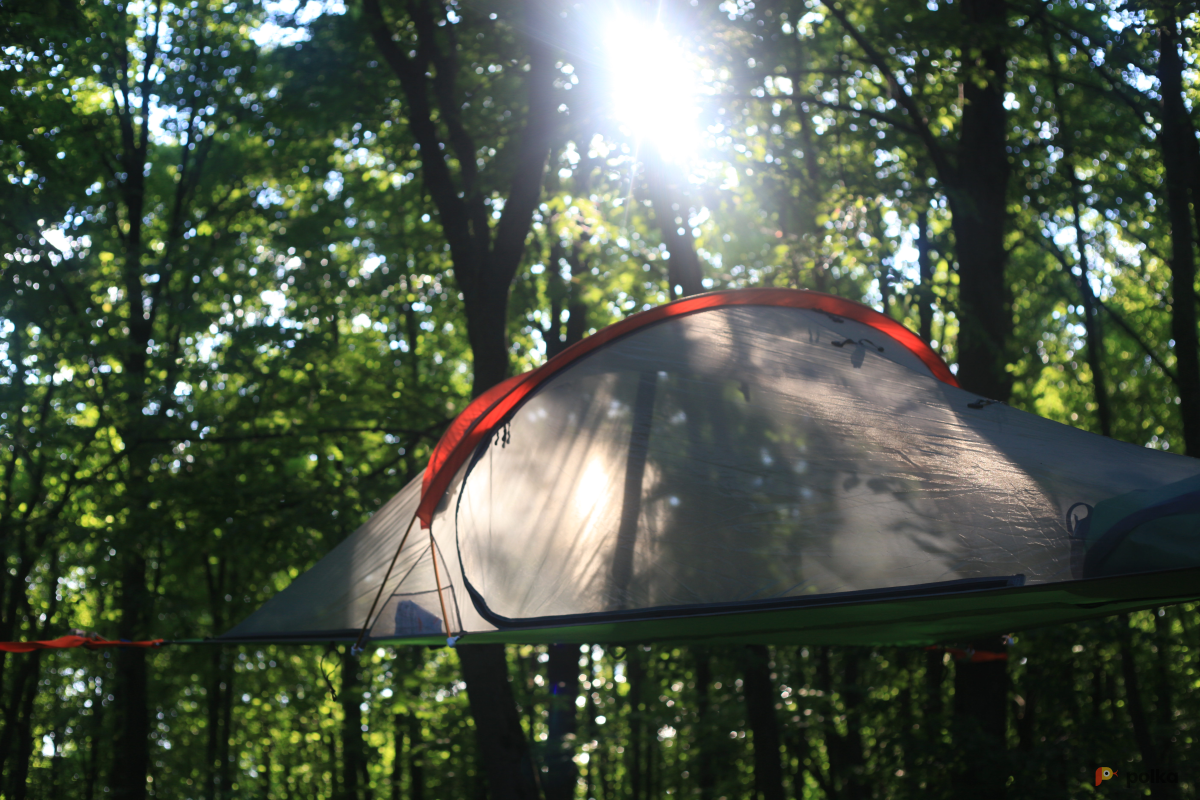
605;19;702;160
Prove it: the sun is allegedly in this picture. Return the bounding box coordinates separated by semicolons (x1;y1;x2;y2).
604;17;704;162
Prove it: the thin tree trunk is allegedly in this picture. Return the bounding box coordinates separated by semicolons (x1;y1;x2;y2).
1150;612;1182;800
625;648;645;800
543;644;580;800
50;675;64;800
329;727;342;800
215;655;234;799
86;674;105;800
262;745;272;800
642;148;704;297
206;648;224;800
924;646;945;747
409;712;425;800
840;650;868;800
742;645;785;800
1117;617;1176;798
583;649;599;800
392;712;404;800
869;205;894;315
342;648;365;800
896;653;916;795
7;649;41;800
816;647;866;800
1068;180;1112;437
694;650;716;800
112;553;150;800
917;210;935;344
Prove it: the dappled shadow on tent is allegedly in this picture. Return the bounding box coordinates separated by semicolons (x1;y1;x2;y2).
452;307;1094;626
933;380;1200;581
223;296;1200;647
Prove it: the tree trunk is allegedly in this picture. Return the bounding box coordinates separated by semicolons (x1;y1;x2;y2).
840;650;868;800
951;640;1008;800
942;3;1013;794
86;675;104;800
539;251;588;794
219;655;235;798
111;553;150;800
458;644;541;800
625;648;646;800
408;711;425;800
463;289;513;398
947;0;1012;402
5;649;40;800
362;4;554;790
1156;18;1200;455
642;148;705;297
741;645;785;800
917;210;935;344
206;648;224;800
391;711;404;800
1117;616;1178;799
1150;612;1182;800
1069;182;1113;437
342;649;366;800
261;745;272;800
694;650;716;800
543;644;580;800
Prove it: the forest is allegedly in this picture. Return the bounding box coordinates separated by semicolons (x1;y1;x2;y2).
2;0;1199;797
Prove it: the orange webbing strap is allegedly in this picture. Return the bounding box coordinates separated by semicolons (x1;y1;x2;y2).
351;509;420;655
0;636;164;653
428;527;456;645
924;645;1009;664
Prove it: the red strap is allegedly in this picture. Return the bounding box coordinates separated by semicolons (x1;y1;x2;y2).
924;645;1008;663
0;635;164;653
420;373;528;506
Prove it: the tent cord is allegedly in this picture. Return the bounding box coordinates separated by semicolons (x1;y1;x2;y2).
351;510;420;656
429;529;456;645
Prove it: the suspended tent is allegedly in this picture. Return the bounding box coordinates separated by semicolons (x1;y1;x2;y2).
221;289;1200;648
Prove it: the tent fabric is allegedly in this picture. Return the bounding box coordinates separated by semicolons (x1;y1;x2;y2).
1079;473;1200;578
223;289;1200;647
414;288;958;528
420;372;526;521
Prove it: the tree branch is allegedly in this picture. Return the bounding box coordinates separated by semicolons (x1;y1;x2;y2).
819;1;954;179
361;0;473;255
487;15;557;292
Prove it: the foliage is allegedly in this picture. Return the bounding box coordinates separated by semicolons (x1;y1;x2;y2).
1;0;1198;797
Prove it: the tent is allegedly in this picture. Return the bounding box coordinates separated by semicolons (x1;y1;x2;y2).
221;289;1200;648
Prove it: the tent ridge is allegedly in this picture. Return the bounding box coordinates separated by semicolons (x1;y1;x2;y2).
416;288;958;527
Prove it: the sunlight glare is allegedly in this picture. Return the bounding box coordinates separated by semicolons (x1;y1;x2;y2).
574;458;611;517
606;20;703;161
